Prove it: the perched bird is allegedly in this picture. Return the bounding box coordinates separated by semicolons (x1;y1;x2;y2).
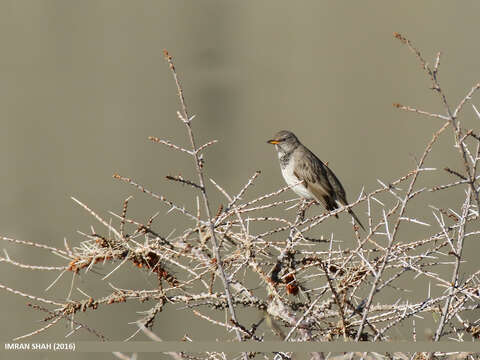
267;130;365;231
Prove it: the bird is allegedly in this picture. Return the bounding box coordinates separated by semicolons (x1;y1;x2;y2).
267;130;365;231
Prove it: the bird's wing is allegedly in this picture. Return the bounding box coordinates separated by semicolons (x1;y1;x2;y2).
321;156;366;230
323;163;348;206
293;148;336;210
294;147;366;230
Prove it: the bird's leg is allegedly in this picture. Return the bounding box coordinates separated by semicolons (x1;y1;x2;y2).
297;199;307;221
306;199;316;209
297;199;316;221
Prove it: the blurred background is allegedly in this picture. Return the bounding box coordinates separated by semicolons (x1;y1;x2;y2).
1;0;480;358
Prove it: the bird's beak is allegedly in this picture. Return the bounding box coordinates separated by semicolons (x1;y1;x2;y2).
267;139;280;145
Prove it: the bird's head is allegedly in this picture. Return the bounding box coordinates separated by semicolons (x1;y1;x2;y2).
267;130;300;153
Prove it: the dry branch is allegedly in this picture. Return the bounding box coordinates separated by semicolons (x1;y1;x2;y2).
0;34;479;360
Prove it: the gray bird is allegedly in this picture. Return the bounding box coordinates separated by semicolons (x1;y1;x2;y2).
267;130;365;231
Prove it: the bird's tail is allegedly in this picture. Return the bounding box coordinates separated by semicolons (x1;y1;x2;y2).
348;208;366;232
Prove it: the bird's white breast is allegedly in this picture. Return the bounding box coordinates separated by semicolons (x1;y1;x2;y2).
280;155;314;199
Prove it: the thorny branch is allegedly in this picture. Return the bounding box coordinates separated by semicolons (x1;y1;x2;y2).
0;35;479;360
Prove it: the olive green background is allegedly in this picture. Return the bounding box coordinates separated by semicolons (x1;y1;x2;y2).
1;0;480;358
